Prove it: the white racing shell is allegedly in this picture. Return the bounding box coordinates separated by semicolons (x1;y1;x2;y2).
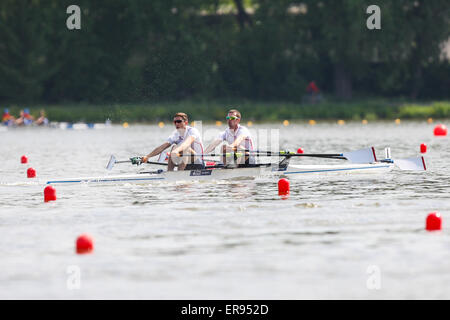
46;162;395;185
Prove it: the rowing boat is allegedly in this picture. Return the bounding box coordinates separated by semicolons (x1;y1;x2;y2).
45;163;395;185
44;147;425;185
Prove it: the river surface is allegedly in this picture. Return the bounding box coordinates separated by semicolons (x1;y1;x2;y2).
0;120;449;299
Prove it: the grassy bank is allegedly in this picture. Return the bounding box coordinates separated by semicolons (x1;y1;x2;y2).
4;99;450;123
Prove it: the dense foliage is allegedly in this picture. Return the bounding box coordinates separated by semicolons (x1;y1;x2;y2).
1;0;449;104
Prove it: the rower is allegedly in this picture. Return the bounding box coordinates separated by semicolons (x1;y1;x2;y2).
35;109;49;126
138;112;205;171
205;109;255;165
2;108;15;126
15;109;34;126
23;109;34;125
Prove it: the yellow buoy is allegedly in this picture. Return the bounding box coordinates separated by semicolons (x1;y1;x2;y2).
123;122;129;128
395;118;401;124
247;121;253;127
362;119;368;125
427;117;433;124
158;121;164;128
309;120;316;125
215;120;222;126
191;121;196;127
337;119;345;125
283;120;289;126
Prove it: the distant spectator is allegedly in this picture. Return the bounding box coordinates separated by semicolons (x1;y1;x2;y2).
306;81;320;103
306;81;319;94
15;109;34;126
15;110;25;125
35;109;49;126
23;108;34;125
2;108;15;126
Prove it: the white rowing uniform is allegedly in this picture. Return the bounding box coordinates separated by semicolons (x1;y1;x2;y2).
218;125;255;164
167;126;204;165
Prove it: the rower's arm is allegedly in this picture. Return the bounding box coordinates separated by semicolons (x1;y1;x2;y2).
205;139;222;154
172;136;195;155
230;134;248;150
142;142;171;162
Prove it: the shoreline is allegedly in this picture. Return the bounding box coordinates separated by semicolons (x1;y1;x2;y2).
3;99;449;124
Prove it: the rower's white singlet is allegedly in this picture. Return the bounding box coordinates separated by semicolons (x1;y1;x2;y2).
167;126;204;164
218;125;255;164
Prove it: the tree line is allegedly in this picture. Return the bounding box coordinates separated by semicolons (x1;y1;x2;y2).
0;0;449;105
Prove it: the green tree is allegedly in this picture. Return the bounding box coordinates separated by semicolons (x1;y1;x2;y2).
0;0;66;102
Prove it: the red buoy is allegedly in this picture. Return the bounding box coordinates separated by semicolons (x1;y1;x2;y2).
297;148;304;154
76;234;94;254
426;212;442;231
21;155;28;164
27;167;36;178
44;185;57;202
420;143;427;154
278;178;290;196
433;124;448;136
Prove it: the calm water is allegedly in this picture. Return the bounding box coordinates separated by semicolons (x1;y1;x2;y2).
0;121;449;299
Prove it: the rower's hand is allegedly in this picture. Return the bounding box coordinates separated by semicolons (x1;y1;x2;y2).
170;149;183;157
130;156;142;165
224;145;239;153
141;156;149;164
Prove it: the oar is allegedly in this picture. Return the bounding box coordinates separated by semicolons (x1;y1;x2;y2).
378;147;426;171
381;156;427;171
106;155;168;170
249;147;377;163
189;147;378;164
250;151;346;160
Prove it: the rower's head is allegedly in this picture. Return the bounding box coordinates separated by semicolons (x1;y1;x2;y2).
173;112;188;130
226;109;241;129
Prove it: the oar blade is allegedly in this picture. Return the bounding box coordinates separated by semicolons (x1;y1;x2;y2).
394;157;427;171
342;147;377;164
106;155;117;170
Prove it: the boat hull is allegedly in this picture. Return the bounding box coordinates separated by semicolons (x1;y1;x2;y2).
45;162;394;185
